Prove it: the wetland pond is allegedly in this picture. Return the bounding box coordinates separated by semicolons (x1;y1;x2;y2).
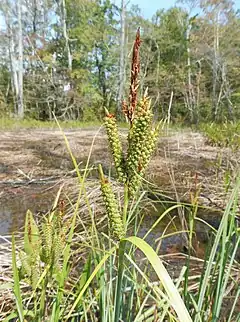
0;177;223;262
0;127;237;256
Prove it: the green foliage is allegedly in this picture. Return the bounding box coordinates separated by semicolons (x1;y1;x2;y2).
0;117;103;130
183;181;240;321
201;122;240;150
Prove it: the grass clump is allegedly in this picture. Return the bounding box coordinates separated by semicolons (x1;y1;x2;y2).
0;117;103;130
201;122;240;150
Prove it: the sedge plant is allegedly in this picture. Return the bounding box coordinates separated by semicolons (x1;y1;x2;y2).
7;125;103;321
63;28;192;322
7;28;240;322
96;28;191;322
9;198;74;321
8;29;192;322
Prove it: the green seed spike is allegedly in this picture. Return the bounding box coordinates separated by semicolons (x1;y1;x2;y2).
104;109;126;183
128;175;142;197
62;218;71;237
141;127;159;168
55;211;62;231
128;127;159;196
126;96;160;197
53;231;63;269
127;98;152;152
41;219;53;264
24;210;40;256
30;256;40;289
126;97;152;195
19;250;31;277
99;164;125;241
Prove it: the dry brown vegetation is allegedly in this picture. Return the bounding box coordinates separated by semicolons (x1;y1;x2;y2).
0;127;239;210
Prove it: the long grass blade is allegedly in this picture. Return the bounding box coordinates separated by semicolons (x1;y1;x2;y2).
12;234;24;322
196;180;240;320
66;247;116;320
125;236;192;322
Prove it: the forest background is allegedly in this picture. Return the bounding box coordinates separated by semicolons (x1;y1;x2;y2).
0;0;240;124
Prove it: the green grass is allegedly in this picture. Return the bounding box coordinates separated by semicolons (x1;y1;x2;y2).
0;117;129;130
201;122;240;150
0;117;102;130
185;181;240;321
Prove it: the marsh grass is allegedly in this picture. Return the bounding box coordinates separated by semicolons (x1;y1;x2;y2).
2;130;240;321
184;182;240;321
201;122;240;150
0;117;128;131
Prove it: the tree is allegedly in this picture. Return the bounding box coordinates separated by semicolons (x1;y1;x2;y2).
1;0;240;123
17;0;24;118
192;0;239;120
116;0;126;115
143;7;189;120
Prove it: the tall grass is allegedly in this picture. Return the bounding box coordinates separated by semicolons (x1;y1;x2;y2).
185;181;240;321
201;122;240;150
0;117;129;130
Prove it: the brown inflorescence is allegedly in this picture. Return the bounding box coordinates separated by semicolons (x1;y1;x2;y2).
102;27;160;222
122;27;141;126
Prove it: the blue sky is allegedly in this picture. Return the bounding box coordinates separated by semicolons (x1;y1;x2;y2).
1;0;240;29
115;0;240;19
129;0;177;18
0;0;176;29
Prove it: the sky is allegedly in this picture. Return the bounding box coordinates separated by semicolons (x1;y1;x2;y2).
128;0;177;18
0;0;176;30
1;0;240;29
115;0;240;19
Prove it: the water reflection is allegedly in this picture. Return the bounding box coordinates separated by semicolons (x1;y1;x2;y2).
0;185;56;236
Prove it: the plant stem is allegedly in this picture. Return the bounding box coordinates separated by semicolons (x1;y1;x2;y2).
122;184;129;229
98;164;104;181
114;240;126;322
39;277;48;320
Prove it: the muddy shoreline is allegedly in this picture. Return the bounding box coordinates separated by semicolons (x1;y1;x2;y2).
0;127;239;235
1;127;240;321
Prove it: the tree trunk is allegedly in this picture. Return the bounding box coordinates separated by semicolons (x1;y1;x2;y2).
186;23;198;124
212;9;220;121
116;0;126;116
8;24;19;115
222;63;234;120
17;0;24;118
62;0;72;71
